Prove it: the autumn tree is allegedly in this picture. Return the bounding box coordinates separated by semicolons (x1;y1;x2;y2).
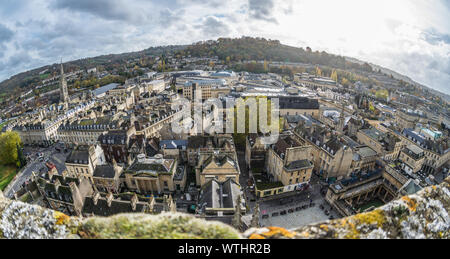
0;131;22;167
331;70;338;82
315;66;322;77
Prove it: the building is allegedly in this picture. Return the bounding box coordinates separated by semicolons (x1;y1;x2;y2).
197;178;246;216
58;116;126;145
278;97;320;119
123;154;179;194
357;127;404;161
65;145;106;181
34;170;94;216
196;154;240;187
266;134;314;187
92;160;123;193
398;145;425;175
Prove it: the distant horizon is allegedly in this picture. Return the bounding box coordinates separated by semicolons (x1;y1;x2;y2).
1;37;449;99
0;1;449;95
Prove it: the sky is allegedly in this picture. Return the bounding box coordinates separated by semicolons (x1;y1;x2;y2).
0;0;449;94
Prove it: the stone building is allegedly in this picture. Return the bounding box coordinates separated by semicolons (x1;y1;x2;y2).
92;160;123;193
399;145;425;175
65;145;106;181
34;170;93;216
123;154;180;194
197;178;246;216
187;135;237;167
195;154;240;187
266;134;314;187
278;97;320;119
357;127;404;161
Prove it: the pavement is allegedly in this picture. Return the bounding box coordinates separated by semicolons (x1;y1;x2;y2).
235;149;341;228
4;144;70;198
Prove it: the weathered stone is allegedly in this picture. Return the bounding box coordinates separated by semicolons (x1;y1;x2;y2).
0;177;449;239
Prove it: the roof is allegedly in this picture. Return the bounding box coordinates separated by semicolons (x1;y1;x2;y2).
92;83;120;96
285;159;312;170
93;165;118;179
278;97;320;110
125;156;175;176
82;197;147;217
160;140;188;149
198;178;241;210
202;155;237;171
66;146;90;164
357;146;378;158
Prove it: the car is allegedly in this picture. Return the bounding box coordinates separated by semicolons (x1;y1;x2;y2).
288;209;294;213
272;212;279;217
280;210;287;215
262;214;269;219
295;207;302;211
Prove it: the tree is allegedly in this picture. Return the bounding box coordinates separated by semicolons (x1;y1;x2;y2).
315;66;322;77
331;70;338;82
0;131;22;166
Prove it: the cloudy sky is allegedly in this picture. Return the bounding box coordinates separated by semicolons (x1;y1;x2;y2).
0;0;449;94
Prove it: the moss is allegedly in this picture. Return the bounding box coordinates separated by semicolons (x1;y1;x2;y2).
54;211;70;225
78;213;241;239
401;196;417;212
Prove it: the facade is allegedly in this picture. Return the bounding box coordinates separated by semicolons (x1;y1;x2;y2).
196;154;240;187
266;134;314;187
278;97;320;119
123;154;179;194
34;170;94;216
65;145;106;181
357;127;404;161
92;161;123;193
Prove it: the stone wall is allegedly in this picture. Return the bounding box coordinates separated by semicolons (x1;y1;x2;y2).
0;177;448;239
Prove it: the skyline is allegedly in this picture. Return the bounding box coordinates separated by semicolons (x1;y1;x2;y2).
0;0;449;94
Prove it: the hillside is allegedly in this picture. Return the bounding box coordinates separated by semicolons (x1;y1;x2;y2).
183;37;374;73
0;45;185;97
0;36;447;104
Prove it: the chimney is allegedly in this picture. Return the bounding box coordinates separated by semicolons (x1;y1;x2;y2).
131;193;138;211
93;191;101;205
106;192;114;207
54;179;61;192
148;196;155;213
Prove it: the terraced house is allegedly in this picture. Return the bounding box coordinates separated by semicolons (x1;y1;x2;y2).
58;115;126;146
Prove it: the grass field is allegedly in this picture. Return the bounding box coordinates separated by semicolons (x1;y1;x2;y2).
0;121;7;131
0;165;18;191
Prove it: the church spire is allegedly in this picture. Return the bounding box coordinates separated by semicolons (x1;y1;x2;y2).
59;59;69;104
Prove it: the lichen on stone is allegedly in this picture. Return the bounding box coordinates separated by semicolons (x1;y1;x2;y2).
77;213;241;239
0;201;71;239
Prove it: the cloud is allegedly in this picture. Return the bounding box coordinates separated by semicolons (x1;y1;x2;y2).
50;0;150;23
248;0;278;24
0;23;14;43
422;28;450;45
0;0;449;96
201;16;231;37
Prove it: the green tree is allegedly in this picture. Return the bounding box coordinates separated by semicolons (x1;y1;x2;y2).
0;131;22;166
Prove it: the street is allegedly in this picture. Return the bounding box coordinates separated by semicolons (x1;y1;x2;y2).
236;150;341;228
4;144;70;198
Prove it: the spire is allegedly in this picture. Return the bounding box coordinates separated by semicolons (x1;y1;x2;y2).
59;58;69;104
250;202;260;228
60;58;64;75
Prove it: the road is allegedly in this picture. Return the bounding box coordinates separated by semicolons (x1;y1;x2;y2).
4;145;69;198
